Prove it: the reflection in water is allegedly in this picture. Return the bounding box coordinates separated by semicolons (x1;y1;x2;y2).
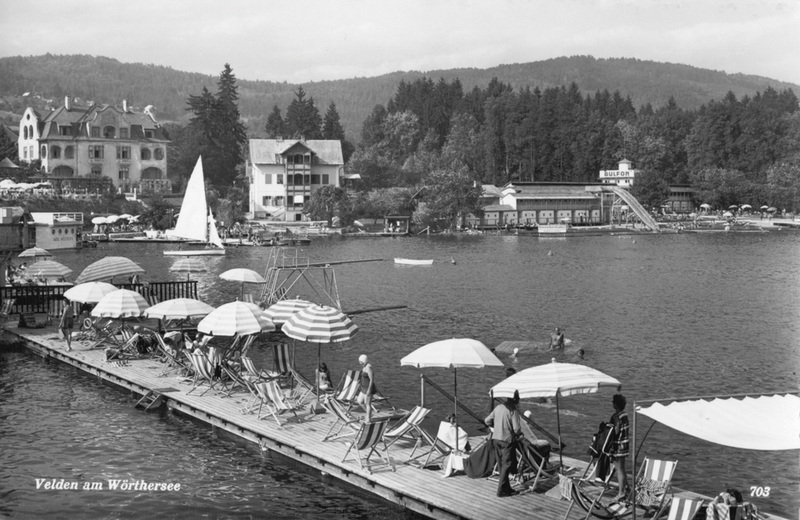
2;231;798;517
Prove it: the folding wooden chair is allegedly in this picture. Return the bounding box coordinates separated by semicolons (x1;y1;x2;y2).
321;395;362;441
240;356;275;383
333;369;362;404
272;342;293;386
666;497;704;520
341;418;395;474
407;422;454;469
383;406;431;459
255;380;302;426
186;351;228;397
152;332;191;378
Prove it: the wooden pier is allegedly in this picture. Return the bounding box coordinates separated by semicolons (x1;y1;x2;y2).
1;323;787;520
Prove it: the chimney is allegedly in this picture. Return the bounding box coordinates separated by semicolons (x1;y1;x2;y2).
64;96;71;111
123;99;128;112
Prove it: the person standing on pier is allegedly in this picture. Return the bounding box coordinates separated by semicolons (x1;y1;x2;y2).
59;303;74;351
485;390;522;497
610;394;630;501
356;354;375;422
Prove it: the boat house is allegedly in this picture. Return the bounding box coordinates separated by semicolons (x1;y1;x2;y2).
29;212;83;250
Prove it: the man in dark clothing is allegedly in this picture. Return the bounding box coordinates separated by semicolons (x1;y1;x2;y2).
485;390;522;497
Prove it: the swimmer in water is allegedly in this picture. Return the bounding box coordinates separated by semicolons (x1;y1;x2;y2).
548;327;565;350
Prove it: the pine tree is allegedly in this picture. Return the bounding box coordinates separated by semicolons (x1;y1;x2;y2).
322;101;345;141
285;86;322;139
264;105;286;138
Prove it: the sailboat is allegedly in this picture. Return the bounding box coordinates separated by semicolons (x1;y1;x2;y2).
164;157;226;256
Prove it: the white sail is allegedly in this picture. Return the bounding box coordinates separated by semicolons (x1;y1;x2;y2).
171;157;209;242
208;210;224;248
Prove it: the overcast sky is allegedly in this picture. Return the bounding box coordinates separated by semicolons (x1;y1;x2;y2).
2;0;798;85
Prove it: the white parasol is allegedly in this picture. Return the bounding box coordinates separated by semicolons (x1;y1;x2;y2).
197;301;275;337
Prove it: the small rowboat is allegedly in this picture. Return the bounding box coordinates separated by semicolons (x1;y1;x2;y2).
394;258;434;266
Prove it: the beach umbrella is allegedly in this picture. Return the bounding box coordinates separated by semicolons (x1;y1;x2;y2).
145;298;215;321
75;256;145;284
18;247;53;260
263;298;312;325
169;258;207;280
0;179;16;188
728;205;738;210
491;359;621;466
118;214;133;220
700;203;711;210
401;338;503;451
767;207;777;213
105;215;119;224
760;205;769;210
197;301;275;337
740;204;752;210
282;305;359;400
91;216;107;225
92;289;149;318
29;260;72;279
64;282;119;303
219;268;266;300
723;211;733;218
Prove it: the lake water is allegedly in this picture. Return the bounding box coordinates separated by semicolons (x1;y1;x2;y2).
1;230;798;518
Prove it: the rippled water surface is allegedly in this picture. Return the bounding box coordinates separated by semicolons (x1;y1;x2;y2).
1;231;798;518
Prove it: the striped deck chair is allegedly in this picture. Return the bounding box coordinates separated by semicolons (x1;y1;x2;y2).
187;351;228;397
384;406;431;459
255;380;302;426
272;343;293;385
333;369;362;404
287;367;318;405
666;497;703;520
0;298;15;325
341;418;395;474
321;395;362;441
240;356;275;383
153;333;191;377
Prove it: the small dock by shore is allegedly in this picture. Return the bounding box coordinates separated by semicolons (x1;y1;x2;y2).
1;323;788;520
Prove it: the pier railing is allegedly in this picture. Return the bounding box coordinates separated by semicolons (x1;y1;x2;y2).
0;281;198;315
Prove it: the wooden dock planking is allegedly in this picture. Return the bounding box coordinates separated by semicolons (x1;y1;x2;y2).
4;324;785;520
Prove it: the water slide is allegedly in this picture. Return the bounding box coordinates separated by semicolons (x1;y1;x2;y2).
607;186;661;231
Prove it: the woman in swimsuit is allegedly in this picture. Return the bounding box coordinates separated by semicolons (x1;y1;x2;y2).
356;354;375;422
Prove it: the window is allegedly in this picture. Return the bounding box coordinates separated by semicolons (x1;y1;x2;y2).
145;130;154;138
294;154;303;164
154;148;164;160
103;126;116;138
311;174;320;184
116;146;131;160
23;148;28;159
23;127;28;139
264;173;271;184
262;196;272;206
29;126;33;138
41;145;47;158
276;174;283;184
59;125;71;136
322;174;329;184
91;126;100;138
119;128;129;139
274;196;284;207
304;155;311;164
89;145;104;159
65;146;74;159
91;166;102;177
51;146;61;159
118;166;129;180
303;174;310;185
140;148;151;160
294;174;303;185
286;175;293;186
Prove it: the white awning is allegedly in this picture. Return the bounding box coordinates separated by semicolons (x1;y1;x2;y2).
293;195;304;204
637;394;800;451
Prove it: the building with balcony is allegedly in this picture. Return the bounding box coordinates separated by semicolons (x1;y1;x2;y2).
17;98;171;195
248;138;344;222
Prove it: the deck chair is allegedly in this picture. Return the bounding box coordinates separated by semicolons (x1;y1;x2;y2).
408;422;456;469
666;497;703;520
383;406;431;459
288;367;318;405
241;356;277;384
255;380;302;426
514;419;559;493
272;342;293;385
333;369;362;404
321;395;362;441
82;319;120;349
186;350;228;397
341;418;395;474
629;458;679;519
0;298;15;325
152;332;191;377
105;333;141;365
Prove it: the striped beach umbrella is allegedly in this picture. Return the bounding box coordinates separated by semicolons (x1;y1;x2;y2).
75;256;145;284
402;338;502;452
145;298;215;321
29;260;72;279
263;298;312;325
197;301;275;337
282;304;359;400
490;359;621;466
169;258;207;280
64;282;119;304
18;247;53;259
91;289;150;319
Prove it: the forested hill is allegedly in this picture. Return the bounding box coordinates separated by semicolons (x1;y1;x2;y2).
1;54;797;140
